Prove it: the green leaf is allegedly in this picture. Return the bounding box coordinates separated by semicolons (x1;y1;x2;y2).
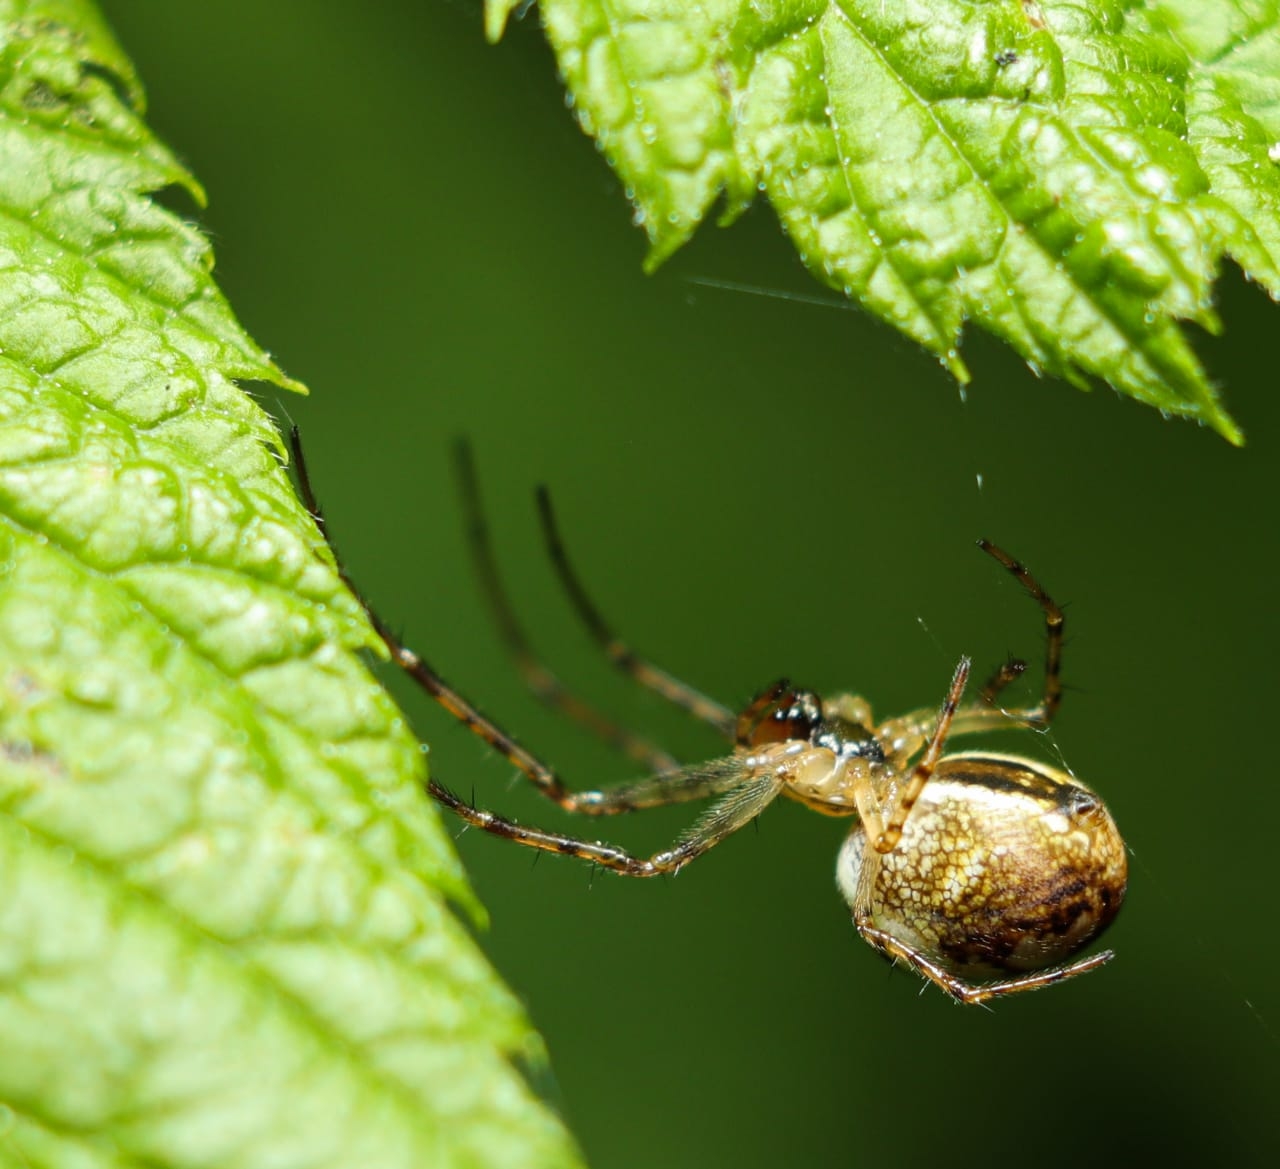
488;0;1280;444
0;3;581;1167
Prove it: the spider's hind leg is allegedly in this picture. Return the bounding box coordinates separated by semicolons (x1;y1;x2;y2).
855;920;1114;1005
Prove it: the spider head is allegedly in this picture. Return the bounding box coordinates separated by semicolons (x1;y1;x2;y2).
737;681;824;747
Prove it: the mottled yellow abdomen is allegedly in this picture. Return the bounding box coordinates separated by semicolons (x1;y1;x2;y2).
839;752;1126;978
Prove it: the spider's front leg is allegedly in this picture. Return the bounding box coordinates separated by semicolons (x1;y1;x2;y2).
435;768;783;875
869;657;971;854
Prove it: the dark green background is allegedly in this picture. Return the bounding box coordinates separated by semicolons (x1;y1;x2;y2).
103;3;1280;1167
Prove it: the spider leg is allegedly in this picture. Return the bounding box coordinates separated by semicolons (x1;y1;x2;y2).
288;429;571;800
568;755;753;814
290;427;737;818
883;542;1062;743
430;770;784;876
453;439;679;772
872;657;971;854
856;921;1113;1004
978;656;1027;707
976;539;1063;727
536;484;737;739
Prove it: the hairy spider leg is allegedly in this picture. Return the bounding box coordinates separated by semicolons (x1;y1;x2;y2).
853;923;1114;1005
288;428;577;809
289;427;758;825
870;656;972;854
535;484;738;739
453;438;679;772
978;657;1029;707
882;540;1067;745
974;538;1064;727
430;766;784;876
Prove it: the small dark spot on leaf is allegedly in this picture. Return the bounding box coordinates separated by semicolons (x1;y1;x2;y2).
995;50;1019;68
1;739;65;780
22;80;67;111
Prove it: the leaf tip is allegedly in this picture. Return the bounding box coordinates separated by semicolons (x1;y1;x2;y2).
1186;377;1244;447
945;347;971;386
184;174;209;210
641;227;695;275
258;356;309;397
1212;411;1245;447
484;0;520;43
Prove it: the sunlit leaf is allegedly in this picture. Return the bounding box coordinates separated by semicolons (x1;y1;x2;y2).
489;0;1280;444
0;3;581;1165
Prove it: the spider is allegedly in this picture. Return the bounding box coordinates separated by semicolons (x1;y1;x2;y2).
290;430;1127;1005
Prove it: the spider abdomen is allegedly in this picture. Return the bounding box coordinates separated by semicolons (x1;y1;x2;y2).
838;752;1127;977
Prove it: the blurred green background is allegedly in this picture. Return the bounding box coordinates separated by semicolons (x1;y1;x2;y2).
103;3;1280;1166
